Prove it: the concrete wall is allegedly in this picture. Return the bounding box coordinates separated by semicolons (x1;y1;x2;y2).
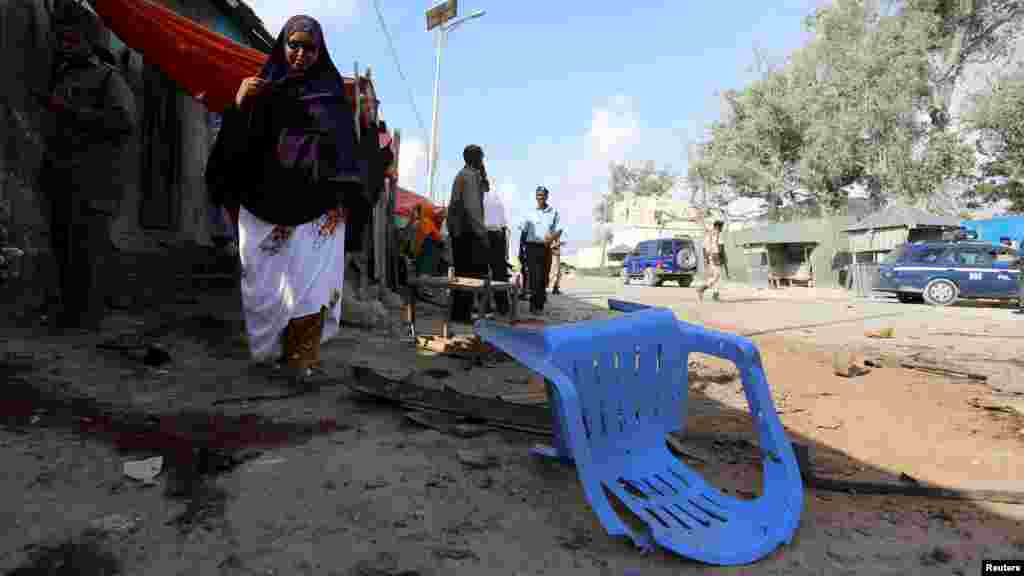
0;0;257;311
1;0;60;306
112;0;236;252
1;0;54;264
721;230;750;284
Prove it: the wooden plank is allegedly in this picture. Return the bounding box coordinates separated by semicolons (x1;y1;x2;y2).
415;275;513;290
899;361;987;381
347;366;553;435
499;392;548;405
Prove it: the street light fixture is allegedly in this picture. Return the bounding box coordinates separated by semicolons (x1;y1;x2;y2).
425;7;486;205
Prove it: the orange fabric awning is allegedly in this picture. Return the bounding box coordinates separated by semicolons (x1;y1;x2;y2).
394;186;439;218
93;0;373;112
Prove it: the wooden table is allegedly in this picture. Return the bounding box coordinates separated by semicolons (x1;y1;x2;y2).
404;271;517;340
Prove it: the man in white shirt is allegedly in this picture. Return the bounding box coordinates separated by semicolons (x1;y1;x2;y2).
521;186;561;314
484;185;511;314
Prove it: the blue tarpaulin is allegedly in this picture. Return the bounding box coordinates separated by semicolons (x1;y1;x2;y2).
960;216;1024;247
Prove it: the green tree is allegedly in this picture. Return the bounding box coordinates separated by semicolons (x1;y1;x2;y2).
689;68;806;219
965;181;1024;212
905;0;1024;89
691;0;976;217
963;73;1024;211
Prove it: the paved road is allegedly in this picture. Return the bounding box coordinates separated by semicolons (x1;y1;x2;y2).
558;274;1024;393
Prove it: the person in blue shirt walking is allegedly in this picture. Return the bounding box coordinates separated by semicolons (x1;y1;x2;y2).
521;186;561;314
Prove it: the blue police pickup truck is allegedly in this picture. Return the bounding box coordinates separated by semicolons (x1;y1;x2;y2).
874;240;1021;306
622;237;699;287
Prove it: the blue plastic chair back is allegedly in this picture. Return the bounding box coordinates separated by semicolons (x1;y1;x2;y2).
475;307;803;565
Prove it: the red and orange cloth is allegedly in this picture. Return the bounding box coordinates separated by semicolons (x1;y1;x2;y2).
92;0;374;113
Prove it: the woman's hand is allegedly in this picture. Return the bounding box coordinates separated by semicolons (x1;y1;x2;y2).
235;77;269;109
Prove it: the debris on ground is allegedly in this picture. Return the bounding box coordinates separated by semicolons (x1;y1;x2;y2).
456;449;498;469
920;545;954;565
898;472;920;485
88;513;140;535
832;350;860;377
863;355;900;369
687;360;738;386
865;327;894;339
968;397;1024;416
122;456;163;484
342;295;390;328
665;435;710;463
7;535;122;576
901;361;987;381
498;392;548;405
557;528;593;551
142;344;172;367
431;547;479;561
416;334;496;358
405;411;490;438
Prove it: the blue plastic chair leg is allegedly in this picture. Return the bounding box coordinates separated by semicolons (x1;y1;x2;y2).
530;379;574;463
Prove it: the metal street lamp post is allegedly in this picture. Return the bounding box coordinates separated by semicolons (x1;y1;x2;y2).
425;8;485;204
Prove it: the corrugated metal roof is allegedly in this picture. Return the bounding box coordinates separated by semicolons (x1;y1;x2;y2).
736;216;858;246
741;222;820;245
843;205;960;232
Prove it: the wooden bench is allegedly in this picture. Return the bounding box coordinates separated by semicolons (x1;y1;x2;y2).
768;261;814;288
403;267;517;340
768;275;814;288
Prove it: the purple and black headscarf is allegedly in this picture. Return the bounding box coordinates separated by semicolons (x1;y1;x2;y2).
260;16;343;94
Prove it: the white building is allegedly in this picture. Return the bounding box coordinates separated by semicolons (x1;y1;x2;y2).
564;193;706;269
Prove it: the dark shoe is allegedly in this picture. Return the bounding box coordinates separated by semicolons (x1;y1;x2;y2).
551;287;561;295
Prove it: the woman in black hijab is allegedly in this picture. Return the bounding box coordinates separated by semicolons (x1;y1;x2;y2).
206;15;362;386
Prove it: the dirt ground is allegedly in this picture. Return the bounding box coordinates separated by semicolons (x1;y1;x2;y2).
1;275;1023;575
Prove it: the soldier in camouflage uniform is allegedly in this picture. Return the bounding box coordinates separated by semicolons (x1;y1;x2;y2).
40;1;135;330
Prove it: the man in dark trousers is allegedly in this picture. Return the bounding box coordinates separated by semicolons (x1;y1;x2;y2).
40;1;136;330
446;145;491;322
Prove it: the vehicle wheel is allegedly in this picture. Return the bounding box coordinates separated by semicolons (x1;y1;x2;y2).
923;279;958;307
677;276;693;287
643;268;658;287
675;246;697;269
897;292;923;304
621;269;630;285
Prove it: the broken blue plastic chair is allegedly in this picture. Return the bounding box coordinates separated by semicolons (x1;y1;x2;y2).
474;305;803;565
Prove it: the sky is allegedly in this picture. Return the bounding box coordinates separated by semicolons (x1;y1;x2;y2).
244;0;830;251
